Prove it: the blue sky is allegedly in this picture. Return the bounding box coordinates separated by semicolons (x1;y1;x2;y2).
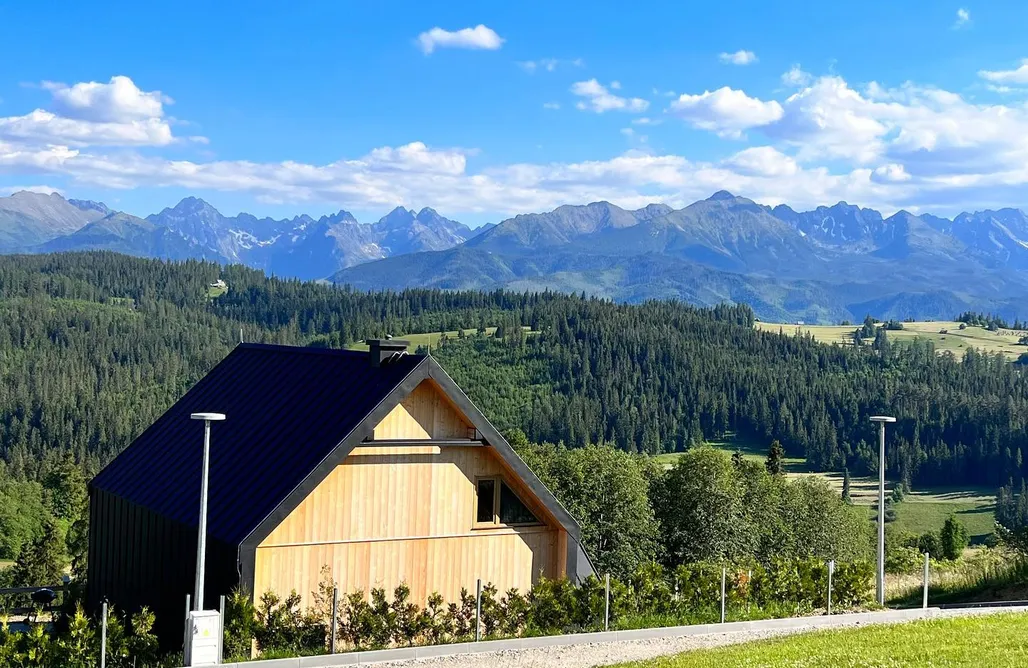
2;1;1028;226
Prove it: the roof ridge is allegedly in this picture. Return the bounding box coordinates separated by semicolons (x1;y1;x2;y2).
237;342;390;357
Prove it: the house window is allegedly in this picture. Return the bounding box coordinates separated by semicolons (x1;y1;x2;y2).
475;477;539;526
476;478;496;523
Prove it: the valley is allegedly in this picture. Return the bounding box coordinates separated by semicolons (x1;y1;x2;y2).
656;433;997;541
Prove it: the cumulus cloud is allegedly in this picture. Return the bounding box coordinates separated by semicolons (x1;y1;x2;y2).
42;75;169;123
872;163;911;183
0;110;174;147
571;79;649;113
722;146;798;177
417;25;503;55
979;59;1028;85
781;65;812;88
953;8;970;29
670;87;783;138
12;69;1028;218
719;50;757;66
0;76;177;148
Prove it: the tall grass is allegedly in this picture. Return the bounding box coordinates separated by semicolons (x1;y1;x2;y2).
888;549;1028;607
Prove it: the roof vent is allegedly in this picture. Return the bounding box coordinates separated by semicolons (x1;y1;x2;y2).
367;339;410;367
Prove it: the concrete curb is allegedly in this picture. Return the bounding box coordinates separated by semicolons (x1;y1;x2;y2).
203;606;1026;667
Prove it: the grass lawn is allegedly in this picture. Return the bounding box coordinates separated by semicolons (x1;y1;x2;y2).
654;433;805;472
756;320;1028;361
891;488;997;543
617;612;1028;667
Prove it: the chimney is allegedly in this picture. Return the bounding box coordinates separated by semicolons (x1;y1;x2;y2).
367;339;410;367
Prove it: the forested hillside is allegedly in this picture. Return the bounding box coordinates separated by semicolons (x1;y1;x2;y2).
1;252;1026;494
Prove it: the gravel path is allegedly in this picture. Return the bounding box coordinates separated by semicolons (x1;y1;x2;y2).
373;607;1028;668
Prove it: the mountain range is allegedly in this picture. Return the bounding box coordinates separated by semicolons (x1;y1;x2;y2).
0;191;485;280
5;189;1028;322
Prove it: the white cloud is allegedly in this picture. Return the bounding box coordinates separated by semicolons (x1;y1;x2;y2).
0;109;174;147
719;50;757;66
417;25;504;55
781;65;812;88
0;76;178;148
722;146;798;177
872;163;911;183
13;69;1028;218
763;76;889;162
518;57;581;73
669;87;783;138
42;75;168;123
571;79;649;113
542;102;561;110
979;59;1028;84
954;8;970;29
0;184;63;196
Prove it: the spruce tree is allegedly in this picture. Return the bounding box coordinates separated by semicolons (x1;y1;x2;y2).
842;467;852;503
11;518;66;587
766;440;785;476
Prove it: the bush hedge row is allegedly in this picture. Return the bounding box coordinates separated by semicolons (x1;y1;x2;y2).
228;558;875;660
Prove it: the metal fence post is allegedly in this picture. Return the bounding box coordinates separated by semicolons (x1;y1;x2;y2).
475;579;482;642
604;573;610;632
923;552;930;609
720;567;726;624
827;560;834;616
330;586;338;653
183;594;191;660
101;600;108;668
219;594;226;664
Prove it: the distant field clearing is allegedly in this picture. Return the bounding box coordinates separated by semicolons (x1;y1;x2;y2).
756;320;1028;361
657;434;996;539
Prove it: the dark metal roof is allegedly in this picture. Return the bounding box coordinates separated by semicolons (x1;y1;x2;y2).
90;343;424;545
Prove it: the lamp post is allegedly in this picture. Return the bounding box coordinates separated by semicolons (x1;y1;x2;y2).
190;412;225;611
869;415;895;606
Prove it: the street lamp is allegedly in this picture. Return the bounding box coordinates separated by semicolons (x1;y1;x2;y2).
870;415;895;606
190;412;225;611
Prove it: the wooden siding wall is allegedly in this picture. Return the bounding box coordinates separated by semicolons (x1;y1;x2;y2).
256;382;563;605
372;379;474;440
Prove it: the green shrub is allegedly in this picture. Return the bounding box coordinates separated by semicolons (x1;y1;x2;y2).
479;582;501;637
254;590;325;656
940;516;970;560
390;583;428;647
424;592;452;644
223;588;257;661
341;591;375;650
499;587;529;636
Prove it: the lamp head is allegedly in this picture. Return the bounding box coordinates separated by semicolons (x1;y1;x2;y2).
190;412;226;421
869;416;896;423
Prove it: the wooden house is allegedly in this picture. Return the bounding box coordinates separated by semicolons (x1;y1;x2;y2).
87;340;593;644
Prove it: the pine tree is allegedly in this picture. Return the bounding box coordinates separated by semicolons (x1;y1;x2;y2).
11;518;66;587
766;440;785;476
842;467;852;503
